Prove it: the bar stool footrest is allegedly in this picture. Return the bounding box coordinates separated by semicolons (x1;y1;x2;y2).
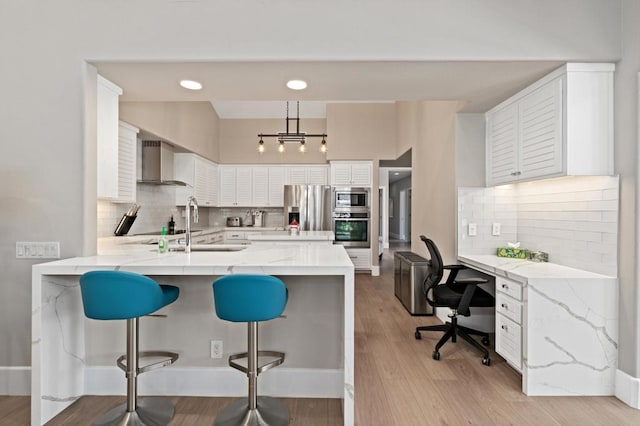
229;350;285;375
117;350;179;375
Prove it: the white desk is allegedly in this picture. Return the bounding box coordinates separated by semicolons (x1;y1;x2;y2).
458;255;618;396
32;244;354;425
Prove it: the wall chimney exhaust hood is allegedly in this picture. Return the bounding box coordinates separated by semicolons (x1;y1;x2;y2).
138;140;188;186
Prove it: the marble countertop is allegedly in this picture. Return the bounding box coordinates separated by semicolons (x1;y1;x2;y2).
34;243;353;276
458;254;616;284
248;230;335;241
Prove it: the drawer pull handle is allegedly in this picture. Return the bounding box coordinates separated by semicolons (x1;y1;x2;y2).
501;303;507;309
502;284;509;289
501;325;507;331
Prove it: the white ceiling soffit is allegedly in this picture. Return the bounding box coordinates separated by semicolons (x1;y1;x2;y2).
211;100;394;119
94;60;564;117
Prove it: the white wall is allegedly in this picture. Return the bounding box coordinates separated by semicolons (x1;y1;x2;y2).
0;0;627;386
456;114;486;187
616;0;640;378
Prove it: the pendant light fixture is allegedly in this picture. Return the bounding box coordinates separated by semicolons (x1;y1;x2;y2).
258;101;327;153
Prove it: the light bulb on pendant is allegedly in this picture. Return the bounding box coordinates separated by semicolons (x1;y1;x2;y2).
258;138;265;153
278;141;285;153
320;137;327;153
299;140;306;153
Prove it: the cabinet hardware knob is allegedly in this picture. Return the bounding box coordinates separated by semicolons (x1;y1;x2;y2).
502;284;508;289
501;325;507;330
510;172;517;176
501;303;507;308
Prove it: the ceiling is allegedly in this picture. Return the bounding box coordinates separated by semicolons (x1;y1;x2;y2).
388;170;411;184
94;61;563;118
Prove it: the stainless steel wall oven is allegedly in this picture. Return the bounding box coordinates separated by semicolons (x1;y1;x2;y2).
332;187;370;247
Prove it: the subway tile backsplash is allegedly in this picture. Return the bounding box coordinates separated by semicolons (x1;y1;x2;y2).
458;175;619;276
98;185;285;238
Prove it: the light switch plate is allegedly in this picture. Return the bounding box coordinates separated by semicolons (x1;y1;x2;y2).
492;223;501;236
16;242;60;259
468;223;477;236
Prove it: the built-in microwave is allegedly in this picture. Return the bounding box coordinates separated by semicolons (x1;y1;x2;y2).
333;187;369;210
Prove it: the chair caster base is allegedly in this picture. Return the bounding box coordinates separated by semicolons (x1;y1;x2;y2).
415;331;422;340
94;397;174;426
214;396;289;426
481;337;490;346
482;357;491;366
432;351;440;361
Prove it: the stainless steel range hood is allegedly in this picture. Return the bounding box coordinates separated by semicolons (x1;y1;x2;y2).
138;140;188;186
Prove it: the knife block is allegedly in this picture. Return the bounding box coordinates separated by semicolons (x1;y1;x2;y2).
114;214;137;236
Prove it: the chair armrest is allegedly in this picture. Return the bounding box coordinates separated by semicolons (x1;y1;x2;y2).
453;277;489;286
457;283;480;317
443;264;467;271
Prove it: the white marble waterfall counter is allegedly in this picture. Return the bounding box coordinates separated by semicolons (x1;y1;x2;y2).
32;244;354;425
458;254;618;397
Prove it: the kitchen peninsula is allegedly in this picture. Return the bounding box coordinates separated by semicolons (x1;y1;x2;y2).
32;244;354;426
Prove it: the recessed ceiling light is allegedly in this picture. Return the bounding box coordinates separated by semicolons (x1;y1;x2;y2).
286;80;307;90
179;80;203;90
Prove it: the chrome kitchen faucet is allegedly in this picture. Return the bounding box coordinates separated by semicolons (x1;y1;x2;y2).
185;196;199;253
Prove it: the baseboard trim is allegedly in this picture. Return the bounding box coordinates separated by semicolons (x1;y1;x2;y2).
0;367;30;395
615;369;640;409
85;366;343;398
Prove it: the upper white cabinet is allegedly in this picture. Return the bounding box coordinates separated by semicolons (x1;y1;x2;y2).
485;63;614;186
219;165;253;206
97;75;127;200
252;166;285;207
175;153;218;206
116;121;139;203
330;161;373;187
286;165;329;185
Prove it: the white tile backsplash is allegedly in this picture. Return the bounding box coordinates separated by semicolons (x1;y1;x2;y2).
97;185;208;238
458;176;619;276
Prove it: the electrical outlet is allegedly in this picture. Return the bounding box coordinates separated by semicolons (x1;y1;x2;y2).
468;223;477;236
210;340;223;359
492;223;501;236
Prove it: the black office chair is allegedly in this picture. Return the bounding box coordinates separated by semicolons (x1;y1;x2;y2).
414;236;495;365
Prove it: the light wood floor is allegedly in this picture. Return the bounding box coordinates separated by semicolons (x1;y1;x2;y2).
7;242;640;425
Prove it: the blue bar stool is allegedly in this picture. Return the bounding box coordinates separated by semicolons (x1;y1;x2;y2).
212;274;289;426
80;270;180;426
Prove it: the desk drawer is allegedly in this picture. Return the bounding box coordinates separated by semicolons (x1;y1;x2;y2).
496;292;522;324
496;313;522;372
496;276;523;301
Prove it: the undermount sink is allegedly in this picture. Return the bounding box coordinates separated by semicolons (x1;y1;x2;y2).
166;244;248;252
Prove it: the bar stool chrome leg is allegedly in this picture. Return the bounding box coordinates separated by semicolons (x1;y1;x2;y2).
94;318;176;426
214;322;288;426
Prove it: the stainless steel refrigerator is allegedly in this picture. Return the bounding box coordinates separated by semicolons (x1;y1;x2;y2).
283;185;332;231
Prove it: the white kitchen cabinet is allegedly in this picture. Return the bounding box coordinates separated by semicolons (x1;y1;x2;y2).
219;166;253;206
175;153;218;207
252;167;285;207
116;121;139;203
286;165;329;185
97;75;125;200
494;276;523;373
345;248;371;271
330;161;372;187
267;167;285;206
486;63;614;186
